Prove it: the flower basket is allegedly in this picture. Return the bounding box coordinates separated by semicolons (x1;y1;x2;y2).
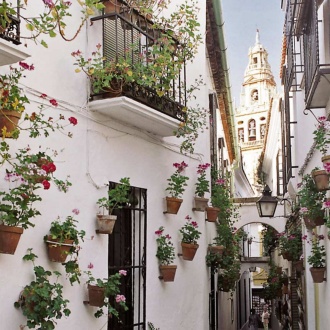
309;267;326;283
0;110;21;138
159;265;177;282
205;207;220;222
312;169;329;192
208;245;225;256
96;214;117;234
45;236;74;263
181;242;199;261
165;197;183;214
193;196;209;212
87;284;105;307
0;225;23;255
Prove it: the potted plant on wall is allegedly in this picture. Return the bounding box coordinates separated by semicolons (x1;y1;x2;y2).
164;161;189;214
304;233;326;283
155;226;177;281
84;264;128;318
96;177;130;234
178;215;201;261
313;116;330;167
44;209;85;285
298;173;326;228
14;249;71;329
193;162;210;211
277;227;302;262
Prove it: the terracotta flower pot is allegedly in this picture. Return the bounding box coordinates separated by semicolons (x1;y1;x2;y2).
193;196;209;211
205;207;220;222
165;197;183;214
181;242;199;261
45;236;74;263
312;169;329;192
303;216;316;230
0;225;23;255
293;260;304;272
103;0;122;14
208;245;225;256
309;267;326;283
0;109;21;137
159;265;177;282
87;284;105;307
321;155;330;168
96;214;117;234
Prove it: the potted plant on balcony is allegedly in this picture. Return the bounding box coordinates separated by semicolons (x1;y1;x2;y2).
14;249;71;329
298;173;326;228
96;177;130;234
178;215;201;261
155;226;177;281
0;62;31;138
84;264;128;318
304;233;326;283
164;161;189;214
193;162;210;211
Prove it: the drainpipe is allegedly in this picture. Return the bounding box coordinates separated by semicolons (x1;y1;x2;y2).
212;0;239;163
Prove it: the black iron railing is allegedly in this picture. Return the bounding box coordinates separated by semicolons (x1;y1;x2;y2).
0;1;21;45
90;10;187;122
303;0;319;99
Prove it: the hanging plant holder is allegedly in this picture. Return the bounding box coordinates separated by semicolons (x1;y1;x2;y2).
312;169;329;191
158;265;177;282
179;242;199;261
205;207;220;222
0;225;23;255
208;245;225;256
96;214;117;234
45;236;74;263
309;267;326;283
164;197;183;214
193;197;209;212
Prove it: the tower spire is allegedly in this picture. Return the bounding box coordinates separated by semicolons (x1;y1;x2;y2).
256;29;260;45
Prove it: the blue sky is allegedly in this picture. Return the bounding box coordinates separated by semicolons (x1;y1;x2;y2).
221;0;285;104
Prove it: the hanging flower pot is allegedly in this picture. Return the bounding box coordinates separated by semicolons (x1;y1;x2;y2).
208;245;225;256
309;267;326;283
0;225;23;255
164;197;183;214
321;155;330;168
205;206;220;222
193;197;209;212
282;251;294;261
96;214;117;234
159;265;177;282
0;110;21;138
87;284;105;307
103;0;122;14
303;216;316;230
293;260;304;272
180;242;199;261
45;236;74;263
312;169;329;191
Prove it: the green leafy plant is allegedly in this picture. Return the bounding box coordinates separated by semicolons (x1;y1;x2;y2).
304;233;326;268
14;249;70;330
261;225;278;256
155;226;175;265
179;215;201;244
97;177;130;215
262;262;284;300
85;264;128;318
298;172;326;221
44;209;86;285
313;116;330;156
277;227;302;262
194;163;210;197
217;258;240;293
165;161;189;198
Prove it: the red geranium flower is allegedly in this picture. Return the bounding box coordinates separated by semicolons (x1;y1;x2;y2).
49;99;58;107
42;180;51;190
68;117;78;126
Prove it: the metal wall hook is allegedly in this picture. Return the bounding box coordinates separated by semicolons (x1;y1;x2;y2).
303;108;322;123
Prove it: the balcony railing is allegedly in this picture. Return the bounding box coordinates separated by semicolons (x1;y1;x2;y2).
90;9;187;122
0;1;21;45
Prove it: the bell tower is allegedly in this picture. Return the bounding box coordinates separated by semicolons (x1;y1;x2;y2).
235;30;277;192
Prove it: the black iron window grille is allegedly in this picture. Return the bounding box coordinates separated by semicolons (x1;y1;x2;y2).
108;182;147;329
90;9;187;122
0;1;21;45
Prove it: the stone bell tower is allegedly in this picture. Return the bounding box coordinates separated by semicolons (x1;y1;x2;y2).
235;30;277;193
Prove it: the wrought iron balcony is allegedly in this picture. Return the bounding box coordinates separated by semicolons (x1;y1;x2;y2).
0;1;21;45
89;6;187;135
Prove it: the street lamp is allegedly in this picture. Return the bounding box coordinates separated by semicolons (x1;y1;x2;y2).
256;185;278;218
